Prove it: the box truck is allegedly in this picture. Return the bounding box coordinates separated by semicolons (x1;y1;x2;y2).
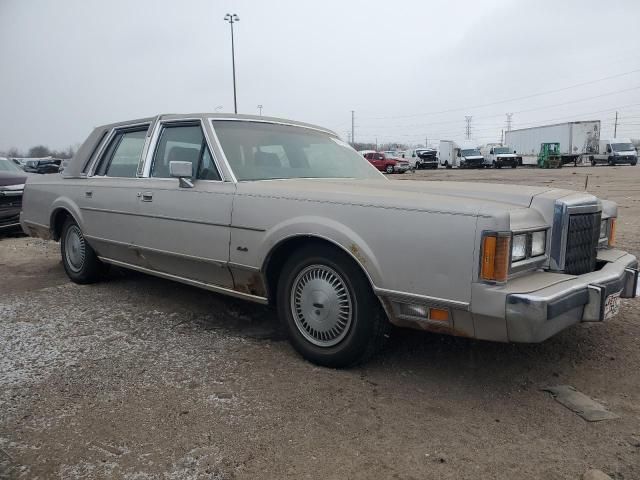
438;140;484;168
588;138;637;166
505;120;600;166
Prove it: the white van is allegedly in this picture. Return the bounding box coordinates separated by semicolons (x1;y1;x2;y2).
589;138;637;166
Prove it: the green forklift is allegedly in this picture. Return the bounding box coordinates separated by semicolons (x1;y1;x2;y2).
537;142;562;168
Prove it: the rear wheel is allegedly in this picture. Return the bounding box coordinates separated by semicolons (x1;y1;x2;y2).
445;161;452;169
60;217;103;284
277;244;390;367
511;163;517;169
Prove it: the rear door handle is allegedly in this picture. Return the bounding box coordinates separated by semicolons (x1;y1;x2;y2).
141;192;153;202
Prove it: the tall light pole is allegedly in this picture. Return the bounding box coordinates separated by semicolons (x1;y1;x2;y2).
224;13;239;114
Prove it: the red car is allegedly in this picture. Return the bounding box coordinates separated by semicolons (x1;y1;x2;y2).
363;152;410;174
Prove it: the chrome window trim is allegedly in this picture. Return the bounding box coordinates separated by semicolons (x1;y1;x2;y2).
550;199;601;271
209;116;336;136
87;122;151;177
207;121;238;183
142;118;226;182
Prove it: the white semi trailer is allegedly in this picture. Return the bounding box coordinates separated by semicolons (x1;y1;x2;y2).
505;120;600;166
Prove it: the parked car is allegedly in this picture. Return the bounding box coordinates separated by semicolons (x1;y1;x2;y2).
407;148;438;169
0;158;27;231
480;144;519;168
23;159;61;174
589;138;637;166
439;140;485;168
364;152;410;173
20;114;639;367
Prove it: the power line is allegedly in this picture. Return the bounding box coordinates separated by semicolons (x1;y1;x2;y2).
358;68;640;121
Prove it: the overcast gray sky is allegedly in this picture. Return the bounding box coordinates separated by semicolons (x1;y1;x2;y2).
1;0;639;151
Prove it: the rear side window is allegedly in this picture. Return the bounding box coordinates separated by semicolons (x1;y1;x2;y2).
95;128;147;177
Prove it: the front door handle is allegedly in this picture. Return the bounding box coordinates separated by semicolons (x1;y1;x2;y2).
85;191;92;198
141;192;153;202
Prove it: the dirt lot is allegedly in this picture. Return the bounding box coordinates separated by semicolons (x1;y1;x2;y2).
1;166;639;479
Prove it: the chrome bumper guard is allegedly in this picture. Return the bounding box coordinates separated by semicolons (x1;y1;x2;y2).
505;257;638;342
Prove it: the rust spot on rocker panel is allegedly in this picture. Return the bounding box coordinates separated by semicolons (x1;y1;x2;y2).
232;271;267;298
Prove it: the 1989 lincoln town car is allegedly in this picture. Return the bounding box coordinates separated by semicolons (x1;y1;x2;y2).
20;114;639;367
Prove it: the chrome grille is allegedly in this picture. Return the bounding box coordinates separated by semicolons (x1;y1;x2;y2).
564;212;601;275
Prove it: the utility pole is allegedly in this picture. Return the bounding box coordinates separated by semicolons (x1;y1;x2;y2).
257;104;263;116
425;136;428;148
465;116;472;140
501;129;504;144
614;111;618;137
224;13;240;114
375;137;378;151
351;110;355;145
506;113;513;132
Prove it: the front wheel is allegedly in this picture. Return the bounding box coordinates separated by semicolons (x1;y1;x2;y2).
511;164;517;169
60;217;103;284
385;164;394;174
277;244;390;367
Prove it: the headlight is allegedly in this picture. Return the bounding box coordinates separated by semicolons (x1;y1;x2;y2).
599;219;608;240
0;183;25;191
511;234;527;262
511;229;547;264
531;230;546;257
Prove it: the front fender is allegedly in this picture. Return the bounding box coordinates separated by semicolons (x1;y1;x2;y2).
259;215;383;287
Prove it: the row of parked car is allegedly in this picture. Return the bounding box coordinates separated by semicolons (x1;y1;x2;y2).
358;149;439;173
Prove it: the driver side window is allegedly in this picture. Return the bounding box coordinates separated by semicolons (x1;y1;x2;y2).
151;124;221;181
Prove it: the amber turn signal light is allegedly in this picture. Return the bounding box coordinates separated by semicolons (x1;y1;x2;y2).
608;218;616;247
480;234;510;282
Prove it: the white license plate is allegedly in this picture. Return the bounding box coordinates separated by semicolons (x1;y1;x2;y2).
604;292;621;320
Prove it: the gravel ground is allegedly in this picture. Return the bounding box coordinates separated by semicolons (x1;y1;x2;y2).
1;165;639;479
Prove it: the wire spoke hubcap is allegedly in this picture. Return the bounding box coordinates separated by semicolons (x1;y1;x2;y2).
290;264;353;347
64;225;86;273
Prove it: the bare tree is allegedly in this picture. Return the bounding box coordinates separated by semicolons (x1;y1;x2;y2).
28;145;51;157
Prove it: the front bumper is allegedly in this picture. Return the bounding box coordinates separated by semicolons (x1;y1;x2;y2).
393;164;410;172
505;251;638;342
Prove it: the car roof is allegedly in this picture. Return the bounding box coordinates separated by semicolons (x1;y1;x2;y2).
96;113;337;137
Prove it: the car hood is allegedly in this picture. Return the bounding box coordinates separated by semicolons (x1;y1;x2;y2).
237;178;583;217
0;171;28;187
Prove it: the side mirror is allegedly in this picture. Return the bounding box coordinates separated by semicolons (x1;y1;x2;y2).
490;149;494;154
170;161;194;188
456;151;461;157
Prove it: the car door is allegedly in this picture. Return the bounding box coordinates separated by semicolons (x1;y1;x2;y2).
80;124;150;265
132;120;234;288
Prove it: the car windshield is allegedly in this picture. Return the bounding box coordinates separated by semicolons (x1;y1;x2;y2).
461;149;481;156
212;121;383;181
494;147;511;154
0;158;23;172
612;143;635;152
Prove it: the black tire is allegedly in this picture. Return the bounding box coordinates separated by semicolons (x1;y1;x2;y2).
60;217;103;284
511;163;517;169
608;158;614;166
591;159;597;166
631;160;637;166
277;244;390;368
385;164;394;174
445;161;452;169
